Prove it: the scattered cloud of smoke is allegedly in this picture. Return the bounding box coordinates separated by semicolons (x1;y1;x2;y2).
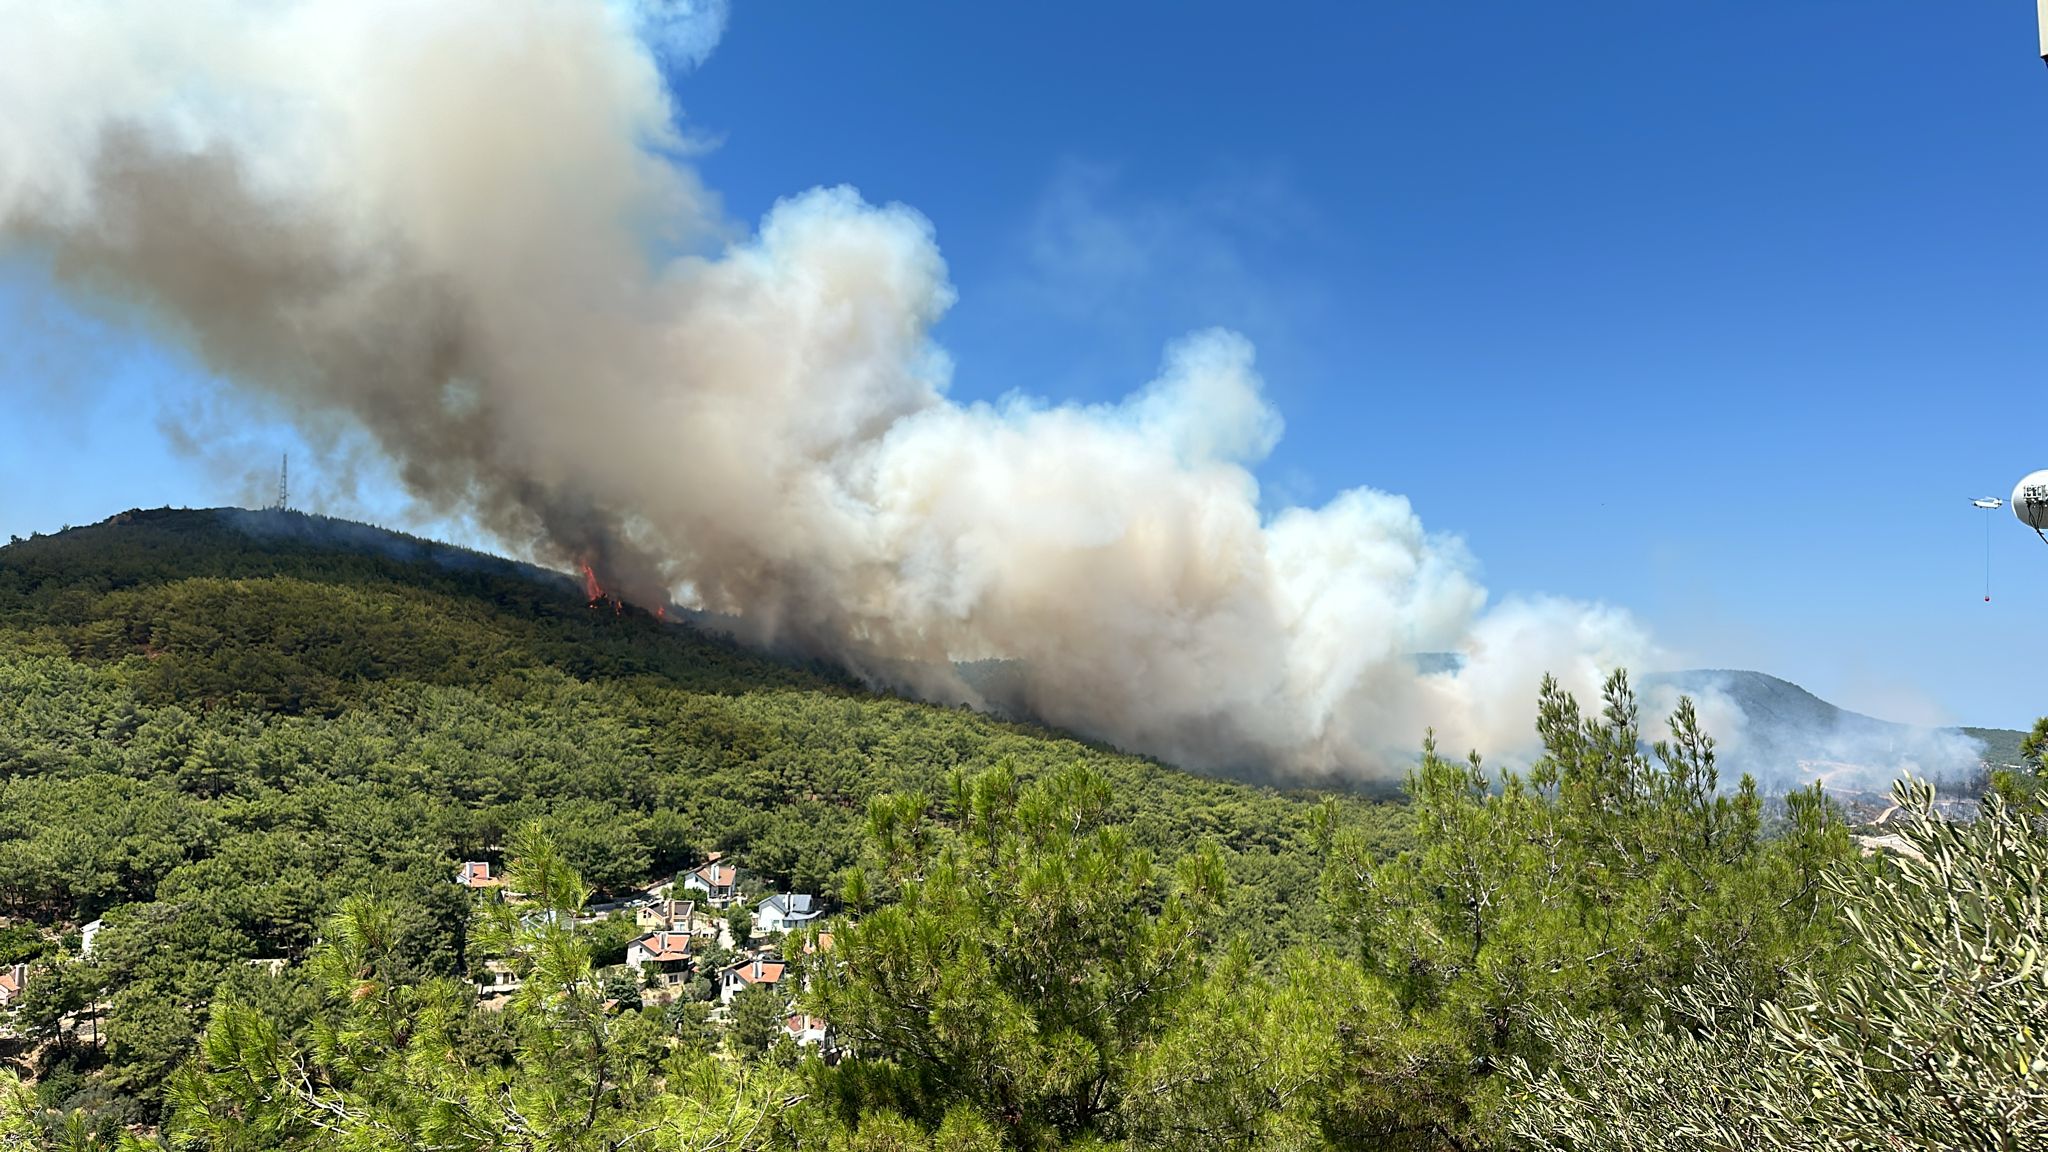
610;0;730;71
986;162;1331;412
1016;162;1321;331
0;0;1982;784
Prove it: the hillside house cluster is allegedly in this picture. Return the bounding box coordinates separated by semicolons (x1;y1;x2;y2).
457;851;840;1053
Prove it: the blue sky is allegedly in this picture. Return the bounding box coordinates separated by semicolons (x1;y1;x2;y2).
4;1;2046;728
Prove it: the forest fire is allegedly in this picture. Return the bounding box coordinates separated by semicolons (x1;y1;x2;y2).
578;559;621;614
577;558;674;620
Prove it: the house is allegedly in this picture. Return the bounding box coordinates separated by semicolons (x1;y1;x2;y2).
79;919;102;958
0;964;27;1007
635;898;700;934
627;931;694;987
783;1013;831;1049
754;893;821;936
719;956;786;1005
476;959;522;998
457;861;502;889
680;854;740;907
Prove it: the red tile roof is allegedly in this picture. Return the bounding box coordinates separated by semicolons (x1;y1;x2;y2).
633;932;693;963
692;861;736;887
729;958;785;986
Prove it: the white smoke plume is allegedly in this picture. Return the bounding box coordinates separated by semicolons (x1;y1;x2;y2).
0;0;1667;779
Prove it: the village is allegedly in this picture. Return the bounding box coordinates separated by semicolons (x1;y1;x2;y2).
0;850;839;1064
458;851;837;1057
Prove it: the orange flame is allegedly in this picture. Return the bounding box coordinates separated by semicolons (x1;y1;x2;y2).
577;559;633;616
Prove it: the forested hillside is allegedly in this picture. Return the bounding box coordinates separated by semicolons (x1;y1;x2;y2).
0;508;2040;1150
0;509;1388;1136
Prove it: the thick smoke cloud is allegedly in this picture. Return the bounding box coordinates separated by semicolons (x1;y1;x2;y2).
4;0;1688;778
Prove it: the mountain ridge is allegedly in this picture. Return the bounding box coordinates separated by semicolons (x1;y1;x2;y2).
9;507;2028;784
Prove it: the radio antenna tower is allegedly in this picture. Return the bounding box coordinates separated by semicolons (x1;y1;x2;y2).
275;453;289;511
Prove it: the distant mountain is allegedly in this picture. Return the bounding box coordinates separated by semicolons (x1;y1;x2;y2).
1649;670;1864;736
1645;669;2029;789
963;653;2032;789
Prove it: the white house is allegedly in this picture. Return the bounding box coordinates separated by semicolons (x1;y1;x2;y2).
754;893;821;936
680;854;740;907
477;959;522;999
627;931;694;986
719;956;786;1005
79;920;102;958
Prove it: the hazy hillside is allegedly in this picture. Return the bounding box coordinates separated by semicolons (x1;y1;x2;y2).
1647;669;2027;787
970;651;2027;790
